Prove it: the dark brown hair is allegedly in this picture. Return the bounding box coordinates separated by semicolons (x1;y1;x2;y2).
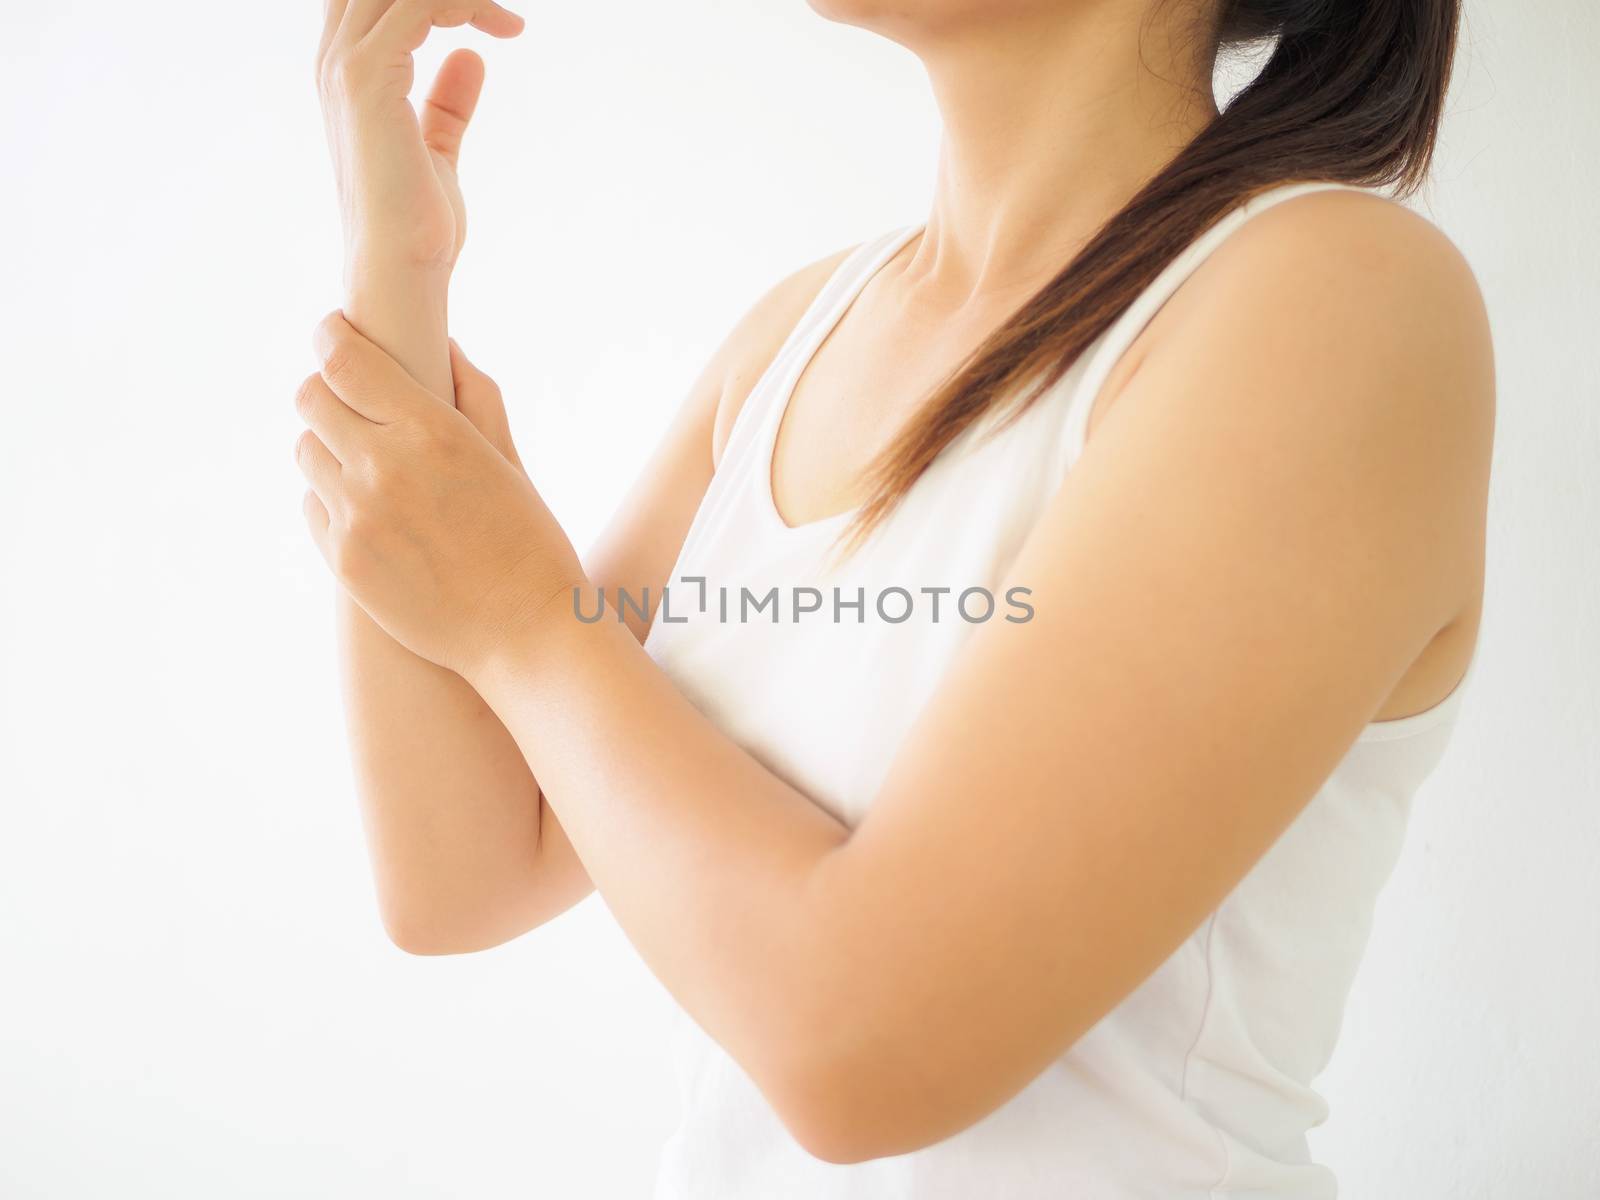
842;0;1460;548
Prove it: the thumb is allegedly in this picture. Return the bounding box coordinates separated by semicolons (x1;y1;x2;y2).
420;49;486;169
449;339;521;467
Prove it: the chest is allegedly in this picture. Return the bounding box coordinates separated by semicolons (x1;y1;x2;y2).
768;293;1021;528
648;356;1091;826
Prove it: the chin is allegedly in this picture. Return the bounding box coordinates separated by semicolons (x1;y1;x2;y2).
806;0;1054;42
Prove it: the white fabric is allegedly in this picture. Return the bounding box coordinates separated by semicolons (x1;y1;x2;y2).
644;181;1475;1198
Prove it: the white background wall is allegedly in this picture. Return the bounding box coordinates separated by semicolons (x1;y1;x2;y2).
1;2;1594;1196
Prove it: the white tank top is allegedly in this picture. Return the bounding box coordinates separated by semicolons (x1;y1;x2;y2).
644;180;1476;1198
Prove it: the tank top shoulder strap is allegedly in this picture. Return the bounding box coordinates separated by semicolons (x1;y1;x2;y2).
1057;179;1375;475
715;226;923;480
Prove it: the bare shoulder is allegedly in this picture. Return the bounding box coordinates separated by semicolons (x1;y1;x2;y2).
1138;185;1496;469
704;245;859;464
1115;185;1496;652
1195;186;1493;406
1248;187;1484;326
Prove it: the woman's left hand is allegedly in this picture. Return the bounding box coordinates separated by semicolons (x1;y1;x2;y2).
294;312;584;679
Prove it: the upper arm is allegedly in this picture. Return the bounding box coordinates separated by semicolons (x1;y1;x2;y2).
790;193;1494;1159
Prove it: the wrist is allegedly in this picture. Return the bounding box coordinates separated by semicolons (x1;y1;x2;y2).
338;167;460;270
344;243;453;297
347;234;457;273
340;255;453;396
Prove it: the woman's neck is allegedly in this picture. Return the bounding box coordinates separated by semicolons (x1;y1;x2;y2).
894;3;1220;306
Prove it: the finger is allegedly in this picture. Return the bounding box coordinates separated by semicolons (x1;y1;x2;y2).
366;1;524;57
420;49;485;169
294;428;343;504
319;0;353;61
313;311;445;423
302;489;336;563
336;0;397;43
295;372;375;461
448;338;519;463
303;488;331;533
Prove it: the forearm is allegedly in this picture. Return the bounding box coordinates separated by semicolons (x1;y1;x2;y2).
472;610;856;1101
342;253;451;395
336;256;562;950
300;267;953;1154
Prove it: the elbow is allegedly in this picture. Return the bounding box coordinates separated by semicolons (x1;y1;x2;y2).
387;932;468;958
377;902;515;957
753;954;979;1162
372;870;570;956
786;1116;895;1168
381;912;477;957
759;986;1043;1164
772;1090;882;1165
764;1046;953;1166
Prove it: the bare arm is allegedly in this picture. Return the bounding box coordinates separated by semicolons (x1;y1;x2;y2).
467;195;1494;1159
296;189;1492;1156
310;0;856;952
313;0;587;951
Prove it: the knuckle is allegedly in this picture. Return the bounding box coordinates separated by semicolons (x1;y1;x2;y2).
341;444;374;478
293;428;318;464
358;469;403;519
294;374;321;419
361;455;396;493
318;341;354;385
342;503;375;543
313;42;336;86
318;51;362;97
331;535;365;582
342;46;381;90
344;512;388;570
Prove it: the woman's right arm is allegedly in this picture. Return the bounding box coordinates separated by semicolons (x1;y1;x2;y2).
331;307;726;955
313;1;849;952
311;0;564;954
332;265;843;955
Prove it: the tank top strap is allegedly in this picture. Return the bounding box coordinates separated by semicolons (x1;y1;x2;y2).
714;225;924;484
671;226;922;572
1056;179;1375;476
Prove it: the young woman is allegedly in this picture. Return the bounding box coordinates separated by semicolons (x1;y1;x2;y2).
295;0;1493;1192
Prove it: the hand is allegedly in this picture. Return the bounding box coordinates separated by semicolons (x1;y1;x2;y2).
294;313;584;679
316;0;524;270
448;337;526;473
